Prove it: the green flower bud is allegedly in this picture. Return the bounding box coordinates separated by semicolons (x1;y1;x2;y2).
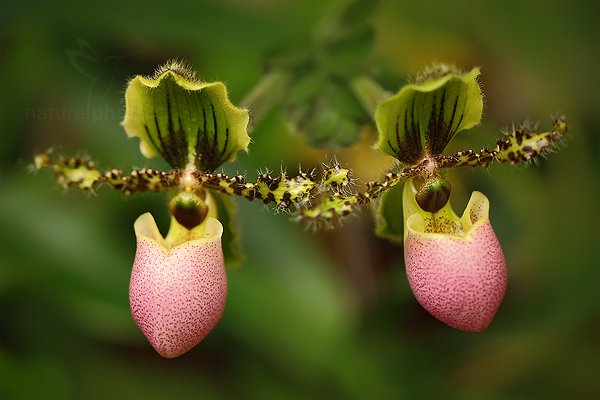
122;60;250;171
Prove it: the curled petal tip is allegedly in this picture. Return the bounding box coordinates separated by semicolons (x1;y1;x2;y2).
404;191;507;332
130;213;227;358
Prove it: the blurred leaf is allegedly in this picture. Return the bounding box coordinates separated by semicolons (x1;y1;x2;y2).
321;28;375;78
302;105;360;148
286;72;324;105
285;78;366;148
337;0;379;29
256;0;379;149
326;77;366;120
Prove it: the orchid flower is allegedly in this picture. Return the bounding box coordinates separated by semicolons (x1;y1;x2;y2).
372;65;565;330
34;61;354;357
292;64;567;330
35;61;567;352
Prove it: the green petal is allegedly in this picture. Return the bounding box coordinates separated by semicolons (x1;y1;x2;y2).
122;61;250;171
374;182;404;243
375;66;483;164
211;192;244;268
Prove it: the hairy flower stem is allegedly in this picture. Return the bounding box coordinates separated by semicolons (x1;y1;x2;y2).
436;115;567;168
33;150;349;211
33;116;566;227
297;116;568;226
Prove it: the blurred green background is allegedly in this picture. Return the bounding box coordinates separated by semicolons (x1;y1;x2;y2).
1;1;598;399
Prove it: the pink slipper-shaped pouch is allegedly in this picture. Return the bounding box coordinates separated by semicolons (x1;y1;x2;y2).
404;183;507;332
129;212;227;358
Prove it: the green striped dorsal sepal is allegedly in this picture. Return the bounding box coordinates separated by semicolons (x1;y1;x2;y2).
122;61;250;171
375;65;483;164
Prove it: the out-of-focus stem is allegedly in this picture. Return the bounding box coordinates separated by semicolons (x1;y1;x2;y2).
350;75;390;118
240;69;291;130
